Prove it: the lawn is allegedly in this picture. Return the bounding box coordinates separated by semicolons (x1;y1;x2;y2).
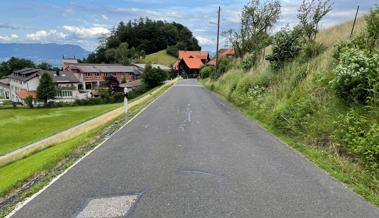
141;50;177;66
0;103;121;155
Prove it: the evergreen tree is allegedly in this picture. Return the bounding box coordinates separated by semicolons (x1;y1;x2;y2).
37;73;56;105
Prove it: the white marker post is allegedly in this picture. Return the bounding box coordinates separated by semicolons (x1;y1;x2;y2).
124;87;128;113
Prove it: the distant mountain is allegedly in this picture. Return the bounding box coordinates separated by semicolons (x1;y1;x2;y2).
0;43;90;67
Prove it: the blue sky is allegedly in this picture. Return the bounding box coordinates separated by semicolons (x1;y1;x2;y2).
0;0;376;52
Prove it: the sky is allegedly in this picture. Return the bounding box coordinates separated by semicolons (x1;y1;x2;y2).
0;0;376;53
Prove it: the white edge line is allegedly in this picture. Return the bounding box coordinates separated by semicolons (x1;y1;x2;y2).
6;83;174;218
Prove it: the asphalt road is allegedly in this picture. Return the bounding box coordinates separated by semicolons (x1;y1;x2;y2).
11;79;379;218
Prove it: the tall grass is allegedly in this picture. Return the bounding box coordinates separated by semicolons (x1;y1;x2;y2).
203;17;379;206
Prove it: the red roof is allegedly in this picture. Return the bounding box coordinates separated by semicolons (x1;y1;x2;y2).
16;90;37;100
218;48;235;56
182;57;204;69
178;50;209;60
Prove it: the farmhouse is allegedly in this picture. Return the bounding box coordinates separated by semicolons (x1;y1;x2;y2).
8;68;84;105
174;50;210;76
208;48;235;65
64;59;143;91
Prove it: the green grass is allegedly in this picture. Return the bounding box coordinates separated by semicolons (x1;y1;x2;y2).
0;81;174;216
0;103;121;155
141;50;177;66
201;19;379;207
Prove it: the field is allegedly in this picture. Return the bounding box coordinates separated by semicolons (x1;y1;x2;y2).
0;104;121;155
141;50;177;66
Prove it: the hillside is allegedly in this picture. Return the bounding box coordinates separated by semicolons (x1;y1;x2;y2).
0;43;89;66
203;18;379;206
141;50;177;66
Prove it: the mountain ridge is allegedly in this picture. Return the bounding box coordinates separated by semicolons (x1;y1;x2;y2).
0;43;90;67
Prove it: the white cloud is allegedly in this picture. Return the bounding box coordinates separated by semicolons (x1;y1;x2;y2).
101;14;109;20
63;25;110;39
196;36;215;46
26;30;66;41
0;34;19;41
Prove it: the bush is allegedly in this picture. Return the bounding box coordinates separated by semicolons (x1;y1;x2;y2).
241;53;255;71
168;69;178;79
302;41;326;60
142;64;168;88
330;47;379;104
210;57;231;79
333;110;379;170
25;95;34;108
266;27;302;69
366;6;379;47
200;66;215;79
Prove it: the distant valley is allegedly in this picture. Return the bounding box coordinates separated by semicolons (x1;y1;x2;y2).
0;43;90;67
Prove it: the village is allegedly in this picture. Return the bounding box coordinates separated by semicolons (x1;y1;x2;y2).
0;49;235;106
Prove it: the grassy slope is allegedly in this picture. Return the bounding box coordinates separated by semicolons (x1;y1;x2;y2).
141;50;177;66
203;18;379;206
0;81;173;207
0;104;121;155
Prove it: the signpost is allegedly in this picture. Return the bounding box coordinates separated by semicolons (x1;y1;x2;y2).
124;87;128;113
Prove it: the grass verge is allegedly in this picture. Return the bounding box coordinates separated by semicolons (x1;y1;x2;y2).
201;79;379;208
0;81;174;217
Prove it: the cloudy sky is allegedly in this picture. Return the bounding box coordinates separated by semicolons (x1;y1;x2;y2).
0;0;376;52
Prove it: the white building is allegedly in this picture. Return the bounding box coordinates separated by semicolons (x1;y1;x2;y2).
0;78;10;100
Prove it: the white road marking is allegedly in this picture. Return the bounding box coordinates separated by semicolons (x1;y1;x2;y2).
76;195;138;218
6;84;174;218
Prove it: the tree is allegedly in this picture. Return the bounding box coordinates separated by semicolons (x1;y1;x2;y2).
142;64;168;88
297;0;333;42
224;0;281;63
365;6;379;47
103;75;120;93
25;95;34;108
37;62;53;70
0;57;35;78
37;73;56;105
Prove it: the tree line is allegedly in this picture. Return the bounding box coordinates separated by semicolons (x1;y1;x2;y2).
0;57;59;79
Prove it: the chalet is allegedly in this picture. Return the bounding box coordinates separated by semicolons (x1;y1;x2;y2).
174;50;210;76
63;59;143;91
0;78;10;100
8;68;83;105
208;48;235;65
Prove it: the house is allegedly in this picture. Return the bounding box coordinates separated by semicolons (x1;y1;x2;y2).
119;79;143;91
63;59;143;91
0;78;10;100
208;48;235;66
173;50;210;76
8;68;84;105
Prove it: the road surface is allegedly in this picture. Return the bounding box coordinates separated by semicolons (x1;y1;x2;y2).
10;79;379;218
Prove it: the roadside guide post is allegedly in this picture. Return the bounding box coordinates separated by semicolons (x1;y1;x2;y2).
124;87;129;113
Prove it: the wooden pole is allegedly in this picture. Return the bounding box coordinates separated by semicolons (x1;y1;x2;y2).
215;6;221;75
350;5;359;38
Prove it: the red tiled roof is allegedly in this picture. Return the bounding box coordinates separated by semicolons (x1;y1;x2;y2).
218;48;235;56
208;59;216;66
182;57;204;69
16;90;37;100
178;50;209;60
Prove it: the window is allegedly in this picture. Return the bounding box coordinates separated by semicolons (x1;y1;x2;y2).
104;72;108;77
112;72;117;76
87;73;91;77
96;72;100;78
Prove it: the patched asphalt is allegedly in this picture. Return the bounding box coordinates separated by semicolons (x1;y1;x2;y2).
11;79;379;218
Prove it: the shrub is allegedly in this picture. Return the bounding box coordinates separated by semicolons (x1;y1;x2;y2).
200;66;215;79
302;41;326;60
241;53;255;71
330;47;379;104
25;95;34;108
210;57;231;79
168;69;178;79
266;27;302;69
365;6;379;47
142;64;168;88
333;110;379;170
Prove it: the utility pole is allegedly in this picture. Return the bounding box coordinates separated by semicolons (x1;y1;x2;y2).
350;5;359;38
215;6;221;75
